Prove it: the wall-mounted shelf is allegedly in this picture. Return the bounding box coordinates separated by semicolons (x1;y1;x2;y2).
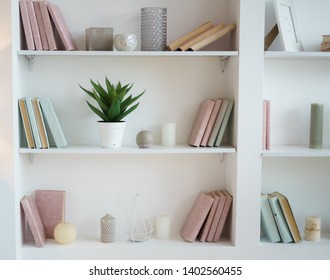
262;145;330;158
265;51;330;60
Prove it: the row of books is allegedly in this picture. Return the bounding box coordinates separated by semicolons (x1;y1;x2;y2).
188;98;234;147
260;192;301;243
262;99;270;150
18;97;67;149
181;190;232;243
21;190;66;247
19;0;77;50
167;21;236;51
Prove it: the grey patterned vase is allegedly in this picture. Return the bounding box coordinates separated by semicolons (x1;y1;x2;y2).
100;214;116;243
141;7;167;51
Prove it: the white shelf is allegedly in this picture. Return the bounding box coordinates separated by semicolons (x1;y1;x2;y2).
262;145;330;157
265;51;330;60
19;144;236;155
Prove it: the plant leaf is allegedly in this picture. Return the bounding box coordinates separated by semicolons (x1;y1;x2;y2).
107;97;121;120
86;101;109;121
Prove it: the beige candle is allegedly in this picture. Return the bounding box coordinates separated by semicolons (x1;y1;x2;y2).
161;123;176;146
156;215;171;240
304;216;321;241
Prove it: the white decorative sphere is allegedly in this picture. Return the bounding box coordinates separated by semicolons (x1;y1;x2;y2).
136;130;154;148
114;34;137;51
54;222;77;245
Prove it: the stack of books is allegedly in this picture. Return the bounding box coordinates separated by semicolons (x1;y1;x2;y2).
321;35;330;52
167;21;236;51
18;97;67;149
19;0;77;51
260;191;301;243
181;190;232;243
188;98;234;147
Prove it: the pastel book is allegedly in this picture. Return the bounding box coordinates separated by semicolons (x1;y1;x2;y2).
188;99;215;147
24;97;43;149
35;190;66;239
19;0;35;50
214;99;234;147
20;194;47;247
181;192;214;242
260;193;281;243
26;0;42;50
18;98;35;149
213;190;232;242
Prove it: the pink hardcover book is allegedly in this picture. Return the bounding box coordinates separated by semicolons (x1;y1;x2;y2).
39;0;57;50
20;194;47;247
213;191;233;242
47;2;78;50
265;100;271;150
206;191;226;242
188;99;215;147
26;0;42;50
200;99;222;146
19;0;35;50
35;190;66;239
33;0;49;50
199;191;220;242
181;192;214;242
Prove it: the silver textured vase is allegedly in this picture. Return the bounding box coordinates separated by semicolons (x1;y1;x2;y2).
100;214;116;243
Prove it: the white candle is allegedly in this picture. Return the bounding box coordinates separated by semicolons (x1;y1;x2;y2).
156;215;171;240
161;123;176;146
304;216;321;242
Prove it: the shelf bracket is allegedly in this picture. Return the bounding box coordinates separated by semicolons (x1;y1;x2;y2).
28;154;34;163
219;56;229;72
218;153;225;163
26;55;36;71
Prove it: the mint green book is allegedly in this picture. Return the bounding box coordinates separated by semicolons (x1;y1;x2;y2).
214;99;234;147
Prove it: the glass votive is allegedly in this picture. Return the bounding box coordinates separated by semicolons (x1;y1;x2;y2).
86;27;113;51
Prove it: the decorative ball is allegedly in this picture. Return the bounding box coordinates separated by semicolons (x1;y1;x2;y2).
136;130;154;148
113;34;137;51
54;222;77;245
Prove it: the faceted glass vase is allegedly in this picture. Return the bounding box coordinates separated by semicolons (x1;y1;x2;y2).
141;7;167;51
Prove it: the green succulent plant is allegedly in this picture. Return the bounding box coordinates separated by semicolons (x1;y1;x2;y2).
79;77;145;122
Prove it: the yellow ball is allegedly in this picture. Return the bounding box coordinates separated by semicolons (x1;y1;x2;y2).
54;222;77;244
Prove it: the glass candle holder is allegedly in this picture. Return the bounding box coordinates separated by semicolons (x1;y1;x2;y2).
141;7;167;51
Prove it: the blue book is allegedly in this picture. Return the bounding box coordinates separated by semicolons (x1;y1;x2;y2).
260;193;281;243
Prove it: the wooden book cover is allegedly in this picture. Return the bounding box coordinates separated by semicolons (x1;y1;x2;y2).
213;191;232;242
167;21;213;51
47;2;77;50
39;98;67;148
25;97;43;149
31;98;49;149
178;23;225;51
181;192;214;242
19;0;35;50
214;99;234;147
207;99;229;147
18;98;35;149
33;0;49;50
272;191;301;243
26;0;42;50
20;194;47;247
39;0;57;50
35;190;66;239
187;23;236;51
188;99;215;147
206;191;226;242
260;193;281;242
200;99;222;147
199;191;220;242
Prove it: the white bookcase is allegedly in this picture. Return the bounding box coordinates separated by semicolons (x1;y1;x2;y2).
6;0;330;259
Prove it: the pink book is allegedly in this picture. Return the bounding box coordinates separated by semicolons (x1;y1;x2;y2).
47;2;78;50
265;100;271;150
26;0;42;50
188;99;215;147
199;191;220;242
181;192;214;242
33;0;49;50
35;190;66;239
262;99;271;150
39;0;57;50
200;99;222;146
19;0;35;50
20;194;47;247
206;191;226;242
213;190;233;242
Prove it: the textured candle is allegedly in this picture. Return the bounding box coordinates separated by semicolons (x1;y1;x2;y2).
156;215;171;240
161;123;176;146
304;216;321;242
309;103;324;149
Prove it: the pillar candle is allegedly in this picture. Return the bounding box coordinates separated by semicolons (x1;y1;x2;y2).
161;123;176;146
309;103;324;149
304;216;321;242
156;215;171;240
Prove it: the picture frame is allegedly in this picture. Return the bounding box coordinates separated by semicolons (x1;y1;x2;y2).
274;0;303;51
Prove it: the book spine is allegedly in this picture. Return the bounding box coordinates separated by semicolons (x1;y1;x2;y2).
214;99;234;147
33;0;50;50
25;97;43;149
19;0;35;50
32;98;49;149
39;0;57;50
18;98;35;149
26;0;42;50
213;191;232;242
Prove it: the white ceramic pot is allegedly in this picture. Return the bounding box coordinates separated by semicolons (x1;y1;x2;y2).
97;121;126;148
113;34;137;51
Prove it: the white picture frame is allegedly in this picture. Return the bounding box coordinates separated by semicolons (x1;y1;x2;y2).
274;0;303;51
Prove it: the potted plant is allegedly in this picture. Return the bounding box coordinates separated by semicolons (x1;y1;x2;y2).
79;77;145;148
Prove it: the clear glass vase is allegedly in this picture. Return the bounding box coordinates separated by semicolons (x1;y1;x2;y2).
141;7;167;51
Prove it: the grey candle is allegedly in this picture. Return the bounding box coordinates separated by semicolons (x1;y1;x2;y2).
309;103;324;149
